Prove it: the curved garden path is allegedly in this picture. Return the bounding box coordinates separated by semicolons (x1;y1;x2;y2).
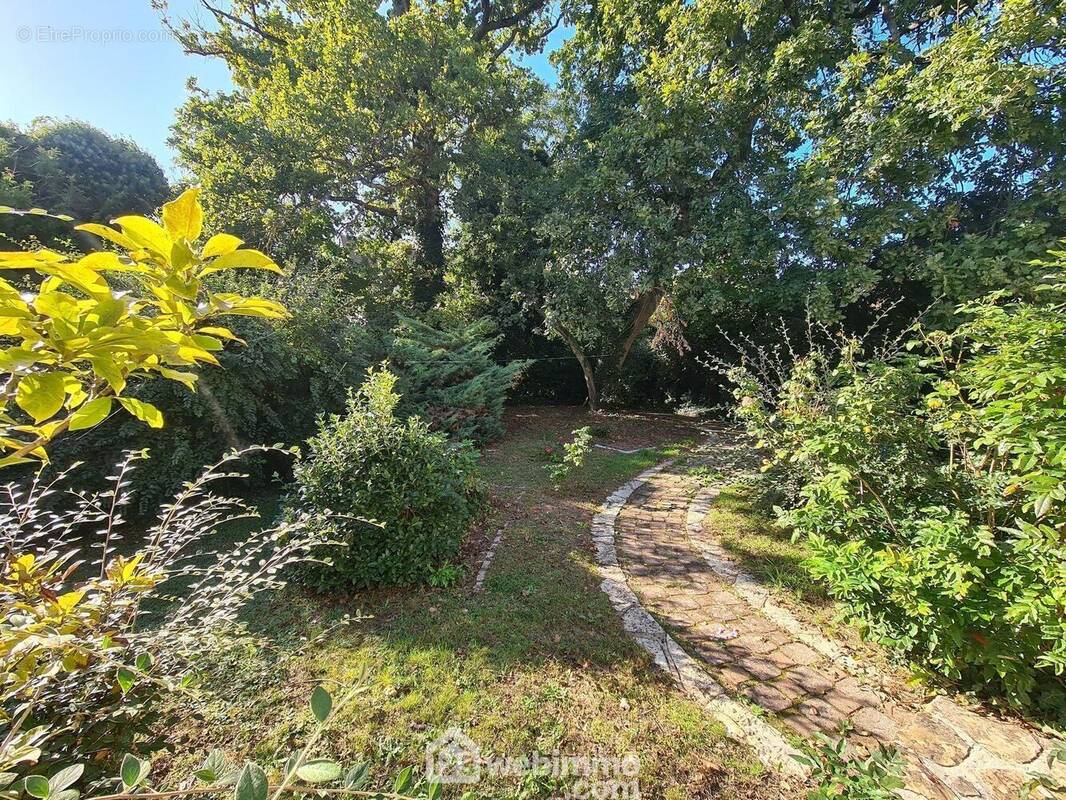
594;428;1062;800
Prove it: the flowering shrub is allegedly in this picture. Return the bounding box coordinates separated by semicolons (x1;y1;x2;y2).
724;247;1066;719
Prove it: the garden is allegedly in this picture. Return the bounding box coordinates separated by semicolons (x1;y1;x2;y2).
0;0;1064;798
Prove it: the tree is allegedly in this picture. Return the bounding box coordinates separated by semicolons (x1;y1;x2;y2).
164;0;561;305
389;315;526;442
0;120;170;246
535;0;1064;408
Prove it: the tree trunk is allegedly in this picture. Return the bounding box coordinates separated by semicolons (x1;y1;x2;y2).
553;321;599;412
411;131;447;307
594;286;664;401
413;180;447;306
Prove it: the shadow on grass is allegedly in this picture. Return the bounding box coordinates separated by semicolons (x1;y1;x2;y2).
146;410;784;799
705;484;830;609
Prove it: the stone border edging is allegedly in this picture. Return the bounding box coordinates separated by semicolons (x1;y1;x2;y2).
592;462;809;780
474;528;504;592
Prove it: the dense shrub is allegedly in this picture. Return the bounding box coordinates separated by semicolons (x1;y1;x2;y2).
389;315;526;444
725;248;1066;719
287;367;483;591
51;266;370;512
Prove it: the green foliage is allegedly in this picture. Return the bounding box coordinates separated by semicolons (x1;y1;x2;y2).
426;563;464;589
726;247;1066;718
0;449;324;785
51;265;370;513
287;367;483;591
545;426;593;487
167;0;555;300
0;120;169;248
390;315;526;444
0;189;287;467
794;734;905;800
10;686;438;800
1024;738;1066;798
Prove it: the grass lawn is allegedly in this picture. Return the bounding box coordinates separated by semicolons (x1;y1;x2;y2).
154;407;797;800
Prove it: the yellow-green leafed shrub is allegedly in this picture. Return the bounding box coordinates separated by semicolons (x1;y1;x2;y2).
0;188;286;468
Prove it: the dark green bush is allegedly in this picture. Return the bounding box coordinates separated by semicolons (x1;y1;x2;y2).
725;247;1066;720
287;367;483;591
51;266;370;512
389;315;526;444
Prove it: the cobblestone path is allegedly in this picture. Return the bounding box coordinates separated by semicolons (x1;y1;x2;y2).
595;430;1063;799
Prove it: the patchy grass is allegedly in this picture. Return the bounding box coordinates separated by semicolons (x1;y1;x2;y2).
703;484;827;608
157;407;797;800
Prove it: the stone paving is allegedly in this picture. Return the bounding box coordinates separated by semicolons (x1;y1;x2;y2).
596;431;1063;800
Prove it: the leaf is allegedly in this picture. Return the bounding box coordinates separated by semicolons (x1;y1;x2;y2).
392;766;413;793
310;686;332;722
0;250;68;268
16;373;66;424
233;763;267;800
119;755;148;790
202;233;243;258
200;249;282;276
68;397;112;431
194;750;230;785
162;188;203;242
23;776;49;799
342;763;369;790
76;252;141;274
48;765;83;794
74;224;140;251
117;397;164;428
116;667;135;695
295;760;341;784
113;216;172;255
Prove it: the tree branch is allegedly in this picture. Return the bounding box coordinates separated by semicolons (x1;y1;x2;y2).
472;0;550;41
200;0;288;45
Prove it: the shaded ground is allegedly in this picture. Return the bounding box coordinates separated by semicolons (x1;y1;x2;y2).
607;431;1061;800
156;407;798;800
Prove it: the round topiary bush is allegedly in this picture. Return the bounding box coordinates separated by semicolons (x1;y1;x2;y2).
286;366;484;591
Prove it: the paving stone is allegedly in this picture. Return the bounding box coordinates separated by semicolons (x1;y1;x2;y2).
731;632;780;655
783;665;834;695
690;641;733;667
791;697;847;734
942;774;984;798
976;769;1026;798
903;765;953;800
596;447;1054;800
737;655;783;682
899;716;971;767
717;664;753;691
849;706;900;739
775;642;821;666
928;697;1042;764
743;683;794;713
826;677;881;716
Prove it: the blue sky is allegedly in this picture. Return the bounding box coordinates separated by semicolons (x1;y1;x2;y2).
0;1;565;179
